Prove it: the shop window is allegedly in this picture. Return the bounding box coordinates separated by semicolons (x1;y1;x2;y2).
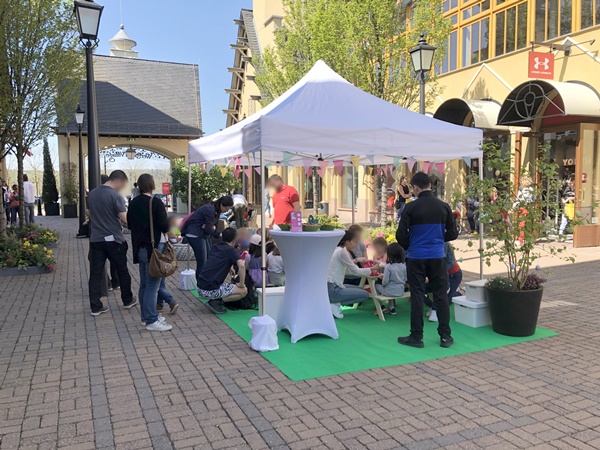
443;0;459;12
462;17;489;67
495;2;528;57
535;0;572;41
462;0;490;19
341;167;358;209
580;0;600;29
438;30;458;74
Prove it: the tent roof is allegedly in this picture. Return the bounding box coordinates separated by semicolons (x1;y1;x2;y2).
189;61;482;165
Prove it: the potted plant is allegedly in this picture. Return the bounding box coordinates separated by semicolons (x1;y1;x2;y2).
0;235;56;276
41;138;59;216
464;141;575;337
61;162;78;218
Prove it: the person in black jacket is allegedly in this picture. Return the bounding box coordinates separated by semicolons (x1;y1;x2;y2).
128;174;172;332
396;172;458;349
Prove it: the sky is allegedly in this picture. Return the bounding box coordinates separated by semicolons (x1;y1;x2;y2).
96;0;252;136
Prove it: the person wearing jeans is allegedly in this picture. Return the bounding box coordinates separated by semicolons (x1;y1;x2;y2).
327;230;371;319
127;173;172;331
425;242;463;322
87;170;136;316
22;174;35;224
156;242;179;315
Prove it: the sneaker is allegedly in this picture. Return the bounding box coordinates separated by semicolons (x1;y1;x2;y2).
108;286;113;292
205;299;226;314
91;305;110;317
112;285;120;291
397;335;424;348
429;310;438;322
331;303;344;319
387;308;396;316
440;335;454;348
156;303;164;312
169;302;179;316
123;298;138;309
426;309;432;317
142;314;166;326
146;321;173;332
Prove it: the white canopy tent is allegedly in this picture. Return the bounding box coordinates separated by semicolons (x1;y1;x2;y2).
188;61;484;313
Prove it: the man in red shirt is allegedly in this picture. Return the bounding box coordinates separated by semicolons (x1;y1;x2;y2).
268;175;300;225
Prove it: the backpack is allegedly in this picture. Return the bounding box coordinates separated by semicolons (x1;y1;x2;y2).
225;274;257;310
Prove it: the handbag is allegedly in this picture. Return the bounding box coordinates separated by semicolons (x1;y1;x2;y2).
148;198;178;278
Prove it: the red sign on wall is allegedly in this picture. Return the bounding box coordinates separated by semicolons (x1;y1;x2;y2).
528;52;554;80
162;183;171;195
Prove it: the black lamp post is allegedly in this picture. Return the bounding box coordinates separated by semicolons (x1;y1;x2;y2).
75;105;86;227
74;0;103;191
409;33;436;115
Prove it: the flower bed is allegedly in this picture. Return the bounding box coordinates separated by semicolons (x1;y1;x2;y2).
367;226;397;244
0;235;56;275
7;224;60;246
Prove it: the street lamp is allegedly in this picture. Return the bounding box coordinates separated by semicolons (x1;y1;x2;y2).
125;145;136;160
75;104;86;228
74;0;104;191
409;33;436;115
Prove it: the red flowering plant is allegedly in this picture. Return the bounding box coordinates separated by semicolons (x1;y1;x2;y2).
0;236;56;272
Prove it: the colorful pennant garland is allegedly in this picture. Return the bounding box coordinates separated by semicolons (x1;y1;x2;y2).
407;158;417;171
421;162;431;174
243;168;252;178
350;155;361;170
333;160;344;176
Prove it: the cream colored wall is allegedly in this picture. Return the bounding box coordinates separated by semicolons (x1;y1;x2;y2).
253;0;284;50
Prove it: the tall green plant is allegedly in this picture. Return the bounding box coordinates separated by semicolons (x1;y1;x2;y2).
61;162;78;205
463;141;575;289
42;139;58;204
171;159;240;209
255;0;451;109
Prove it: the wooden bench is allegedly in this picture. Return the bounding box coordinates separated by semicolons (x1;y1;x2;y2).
354;276;410;321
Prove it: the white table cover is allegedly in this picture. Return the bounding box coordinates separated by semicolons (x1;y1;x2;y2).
270;230;343;343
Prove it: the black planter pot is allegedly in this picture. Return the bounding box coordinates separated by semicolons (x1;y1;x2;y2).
62;204;77;218
485;287;543;337
44;202;60;216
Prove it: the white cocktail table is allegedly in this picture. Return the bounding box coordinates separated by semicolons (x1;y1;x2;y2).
269;230;343;343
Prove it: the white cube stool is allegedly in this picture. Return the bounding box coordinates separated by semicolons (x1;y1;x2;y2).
453;296;491;327
257;287;285;328
464;279;488;303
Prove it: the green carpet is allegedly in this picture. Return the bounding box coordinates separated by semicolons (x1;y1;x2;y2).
191;291;557;381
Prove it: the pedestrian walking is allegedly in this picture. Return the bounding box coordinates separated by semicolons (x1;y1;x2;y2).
22;174;36;224
9;185;20;225
87;170;136;317
396;172;458;349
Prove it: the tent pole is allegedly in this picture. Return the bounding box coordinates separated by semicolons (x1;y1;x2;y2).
260;149;267;314
478;157;484;280
351;166;356;224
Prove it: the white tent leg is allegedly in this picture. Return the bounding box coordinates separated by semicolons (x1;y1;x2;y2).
260;148;267;313
478;157;484;280
351;166;356;224
188;162;192;271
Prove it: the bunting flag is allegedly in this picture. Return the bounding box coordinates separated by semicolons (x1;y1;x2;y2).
265;162;273;168
282;151;293;165
393;156;401;166
302;158;312;177
305;165;313;178
387;164;394;175
317;167;326;178
236;156;242;167
435;162;445;174
350;155;361;170
422;162;431;174
333;159;344;176
318;160;328;170
407;158;417;171
462;157;472;166
207;162;214;172
233;168;240;179
219;167;228;178
226;158;232;167
366;154;375;165
243;168;252;178
254;166;262;175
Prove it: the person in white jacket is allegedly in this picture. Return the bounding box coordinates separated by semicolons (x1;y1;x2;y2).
327;230;371;319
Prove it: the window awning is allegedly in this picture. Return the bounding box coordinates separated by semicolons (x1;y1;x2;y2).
434;98;509;132
497;80;600;127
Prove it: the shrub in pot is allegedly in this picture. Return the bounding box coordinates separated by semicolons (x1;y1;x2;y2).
462;141;576;337
42;138;60;216
61;162;78;218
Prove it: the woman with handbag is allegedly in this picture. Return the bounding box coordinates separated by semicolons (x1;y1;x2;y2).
127;174;174;332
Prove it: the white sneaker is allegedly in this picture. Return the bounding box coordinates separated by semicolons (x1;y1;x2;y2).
426;309;432;317
146;320;173;331
142;314;166;326
429;310;438;322
331;303;344;319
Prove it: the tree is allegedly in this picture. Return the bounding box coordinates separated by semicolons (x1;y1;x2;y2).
42;138;59;204
255;0;452;109
171;159;240;209
1;0;82;227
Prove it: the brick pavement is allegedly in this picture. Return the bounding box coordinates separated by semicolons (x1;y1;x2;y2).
1;216;600;449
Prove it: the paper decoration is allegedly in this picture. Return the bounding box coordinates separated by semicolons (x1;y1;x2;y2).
318;160;328;170
407;158;417;171
236;156;242;166
226;158;232;167
233;168;240;179
350;155;361;170
317;167;326;178
254;166;262;175
283;151;293;165
421;162;431;174
366;154;375;165
290;212;303;233
435;162;445;174
393;156;402;166
462;157;472;166
302;158;313;177
219;167;228;177
243;168;252;178
333;160;344;176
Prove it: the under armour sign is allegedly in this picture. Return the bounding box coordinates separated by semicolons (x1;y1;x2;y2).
528;51;554;80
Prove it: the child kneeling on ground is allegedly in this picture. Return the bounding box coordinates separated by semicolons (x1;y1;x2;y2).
197;228;248;315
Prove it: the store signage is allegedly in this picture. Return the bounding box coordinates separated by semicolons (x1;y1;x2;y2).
162;182;171;195
290;212;302;232
528;52;554;79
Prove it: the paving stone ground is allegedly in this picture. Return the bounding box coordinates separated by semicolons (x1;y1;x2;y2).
1;216;600;450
